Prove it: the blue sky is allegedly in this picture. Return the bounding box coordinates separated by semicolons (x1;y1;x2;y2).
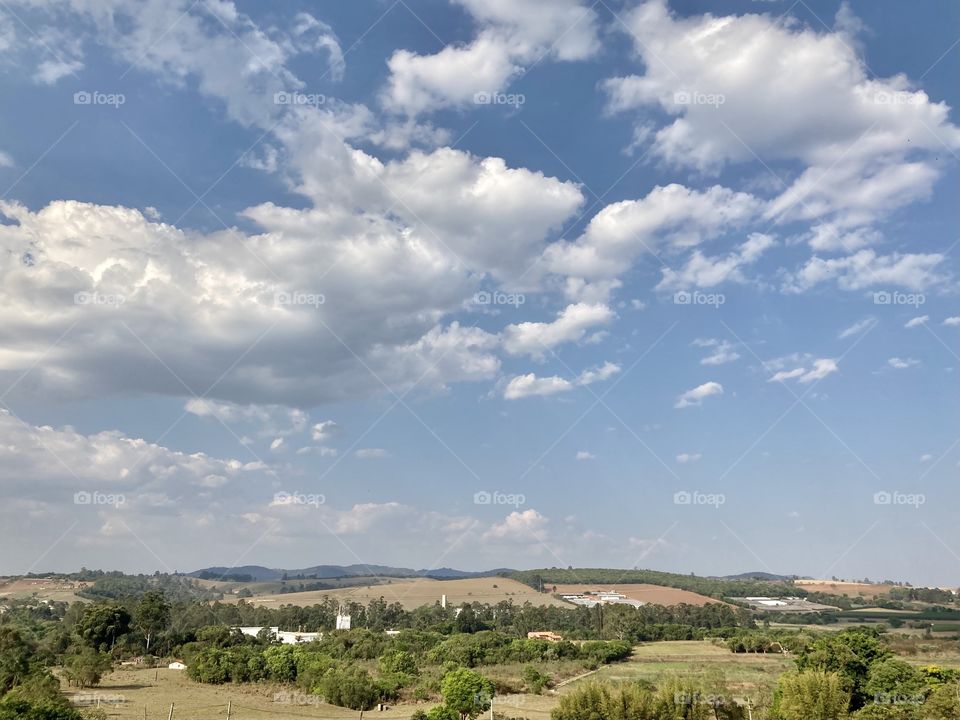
0;0;957;585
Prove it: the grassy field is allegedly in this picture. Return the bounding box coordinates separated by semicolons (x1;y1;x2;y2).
550;583;723;607
226;577;573;610
0;577;90;604
794;580;898;598
63;640;960;720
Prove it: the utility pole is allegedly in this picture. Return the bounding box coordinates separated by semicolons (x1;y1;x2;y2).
226;700;232;720
167;702;174;720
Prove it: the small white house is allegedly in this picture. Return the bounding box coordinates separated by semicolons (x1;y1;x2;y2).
168;661;187;670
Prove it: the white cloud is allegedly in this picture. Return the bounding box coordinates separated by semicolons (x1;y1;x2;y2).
503;303;615;359
784;250;947;293
311;421;341;442
575;451;595;461
769;358;838;384
269;437;285;452
355;448;388;460
503;361;620;400
920;454;934;463
0;151;12;168
943;317;960;327
483;509;548;542
675;381;723;409
888;357;920;369
545;184;760;282
382;0;599;115
838;317;876;339
905;315;929;328
657;233;775;291
185;399;307;437
676;453;701;464
692;338;740;366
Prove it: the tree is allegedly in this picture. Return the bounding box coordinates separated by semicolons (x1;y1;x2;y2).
63;649;112;689
865;658;926;705
0;626;33;694
319;667;379;718
77;604;130;651
134;591;170;652
776;670;850;720
439;668;493;720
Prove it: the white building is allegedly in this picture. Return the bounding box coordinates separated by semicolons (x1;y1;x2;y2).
168;661;187;670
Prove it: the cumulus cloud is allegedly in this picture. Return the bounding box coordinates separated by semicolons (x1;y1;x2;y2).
545;184;760;284
503;303;615;358
676;453;701;464
575;451;595;460
944;317;960;327
382;0;599;115
503;361;620;400
354;448;389;460
483;509;548;542
311;421;341;442
675;381;723;409
888;357;920;369
905;315;929;328
784;250;947;293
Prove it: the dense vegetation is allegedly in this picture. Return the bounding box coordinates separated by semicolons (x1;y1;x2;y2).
507;568;802;599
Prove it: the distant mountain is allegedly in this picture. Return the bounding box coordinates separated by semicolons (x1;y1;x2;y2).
188;565;512;582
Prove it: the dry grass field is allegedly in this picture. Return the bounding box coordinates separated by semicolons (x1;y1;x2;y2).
551;583;723;607
794;580;897;598
227;577;573;609
0;577;90;603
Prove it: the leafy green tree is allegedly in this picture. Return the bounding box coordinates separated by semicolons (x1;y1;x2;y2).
439;668;493;720
319;666;380;718
865;659;926;705
0;697;82;720
0;626;33;693
776;670;850;720
76;604;130;651
133;591;170;652
63;649;112;688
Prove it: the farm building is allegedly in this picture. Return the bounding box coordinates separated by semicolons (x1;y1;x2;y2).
168;660;187;670
527;631;563;642
234;626;323;644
